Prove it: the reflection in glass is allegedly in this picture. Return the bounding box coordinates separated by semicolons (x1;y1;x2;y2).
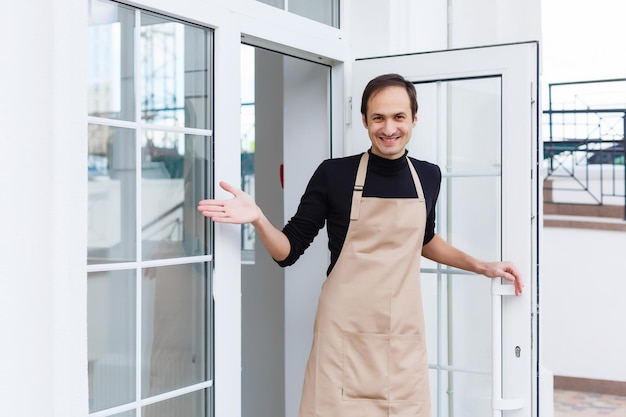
88;125;137;263
412;77;501;175
141;264;208;398
88;3;214;416
257;0;339;27
140;12;211;129
88;270;136;412
142;389;207;417
288;0;340;27
141;132;209;260
88;0;135;120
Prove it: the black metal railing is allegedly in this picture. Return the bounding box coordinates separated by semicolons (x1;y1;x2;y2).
543;79;626;220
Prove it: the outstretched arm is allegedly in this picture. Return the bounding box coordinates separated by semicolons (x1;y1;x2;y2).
197;181;291;261
421;234;524;296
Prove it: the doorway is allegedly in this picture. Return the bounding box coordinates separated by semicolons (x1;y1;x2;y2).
239;44;332;417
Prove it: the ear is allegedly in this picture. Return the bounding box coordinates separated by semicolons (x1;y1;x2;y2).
362;114;368;129
413;114;418;126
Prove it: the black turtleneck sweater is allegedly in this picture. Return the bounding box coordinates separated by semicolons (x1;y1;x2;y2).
277;149;442;275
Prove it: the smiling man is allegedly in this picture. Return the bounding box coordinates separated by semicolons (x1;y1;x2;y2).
198;73;523;417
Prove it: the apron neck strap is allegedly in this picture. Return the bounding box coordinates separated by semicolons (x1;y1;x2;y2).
350;152;369;220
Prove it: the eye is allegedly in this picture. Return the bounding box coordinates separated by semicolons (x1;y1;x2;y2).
395;114;406;120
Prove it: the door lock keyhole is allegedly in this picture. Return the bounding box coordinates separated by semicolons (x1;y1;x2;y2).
515;346;521;358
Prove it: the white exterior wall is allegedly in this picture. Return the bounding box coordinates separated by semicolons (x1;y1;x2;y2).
0;1;88;416
542;227;626;382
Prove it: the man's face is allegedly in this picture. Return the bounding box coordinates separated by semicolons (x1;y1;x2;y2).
362;85;417;160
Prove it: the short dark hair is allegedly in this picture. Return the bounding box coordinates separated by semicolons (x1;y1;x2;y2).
360;73;418;120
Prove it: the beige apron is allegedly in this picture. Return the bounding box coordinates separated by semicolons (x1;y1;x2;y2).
298;152;431;417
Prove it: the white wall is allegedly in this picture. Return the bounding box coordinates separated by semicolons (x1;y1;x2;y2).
349;0;541;58
541;226;626;382
0;1;88;416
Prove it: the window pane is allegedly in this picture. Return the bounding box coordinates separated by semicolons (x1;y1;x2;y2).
446;176;501;260
142;389;208;417
257;0;284;9
88;270;137;412
430;370;491;417
140;13;211;129
413;77;502;175
142;264;209;398
141;132;209;260
289;0;340;27
88;0;135;120
422;272;492;371
88;125;137;264
112;411;136;417
445;78;501;174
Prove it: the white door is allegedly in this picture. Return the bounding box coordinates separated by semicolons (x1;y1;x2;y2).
352;42;540;417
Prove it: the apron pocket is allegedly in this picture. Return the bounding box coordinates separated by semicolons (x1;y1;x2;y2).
343;332;428;403
343;332;389;401
389;334;428;402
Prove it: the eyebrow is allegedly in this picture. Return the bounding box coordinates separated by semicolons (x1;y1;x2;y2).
370;111;407;118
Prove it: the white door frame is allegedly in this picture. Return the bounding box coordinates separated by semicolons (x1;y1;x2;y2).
351;42;540;417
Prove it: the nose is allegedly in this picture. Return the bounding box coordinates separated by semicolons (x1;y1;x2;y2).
381;119;396;136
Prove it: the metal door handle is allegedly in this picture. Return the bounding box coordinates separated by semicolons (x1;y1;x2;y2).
491;280;524;414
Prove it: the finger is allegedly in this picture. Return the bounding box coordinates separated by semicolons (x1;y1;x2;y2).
219;181;242;196
197;199;225;208
500;271;516;283
198;203;229;218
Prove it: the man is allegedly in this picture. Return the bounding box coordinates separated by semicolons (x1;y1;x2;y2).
198;73;523;417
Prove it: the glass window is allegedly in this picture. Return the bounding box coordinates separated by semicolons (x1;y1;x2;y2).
257;0;340;28
88;270;136;412
141;264;209;398
88;124;137;263
88;0;135;120
140;13;211;129
88;1;214;416
289;0;340;27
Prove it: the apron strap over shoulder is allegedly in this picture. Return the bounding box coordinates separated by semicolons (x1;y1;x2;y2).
350;152;369;220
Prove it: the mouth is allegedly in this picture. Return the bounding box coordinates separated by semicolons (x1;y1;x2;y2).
379;136;399;143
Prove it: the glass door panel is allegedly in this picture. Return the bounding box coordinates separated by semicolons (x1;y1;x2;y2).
88;124;137;264
88;0;135;121
88;2;214;416
141;131;210;261
88;269;137;412
142;390;208;416
411;76;503;417
141;263;208;398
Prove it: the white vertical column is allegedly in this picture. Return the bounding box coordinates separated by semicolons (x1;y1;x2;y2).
212;19;243;417
0;0;88;416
